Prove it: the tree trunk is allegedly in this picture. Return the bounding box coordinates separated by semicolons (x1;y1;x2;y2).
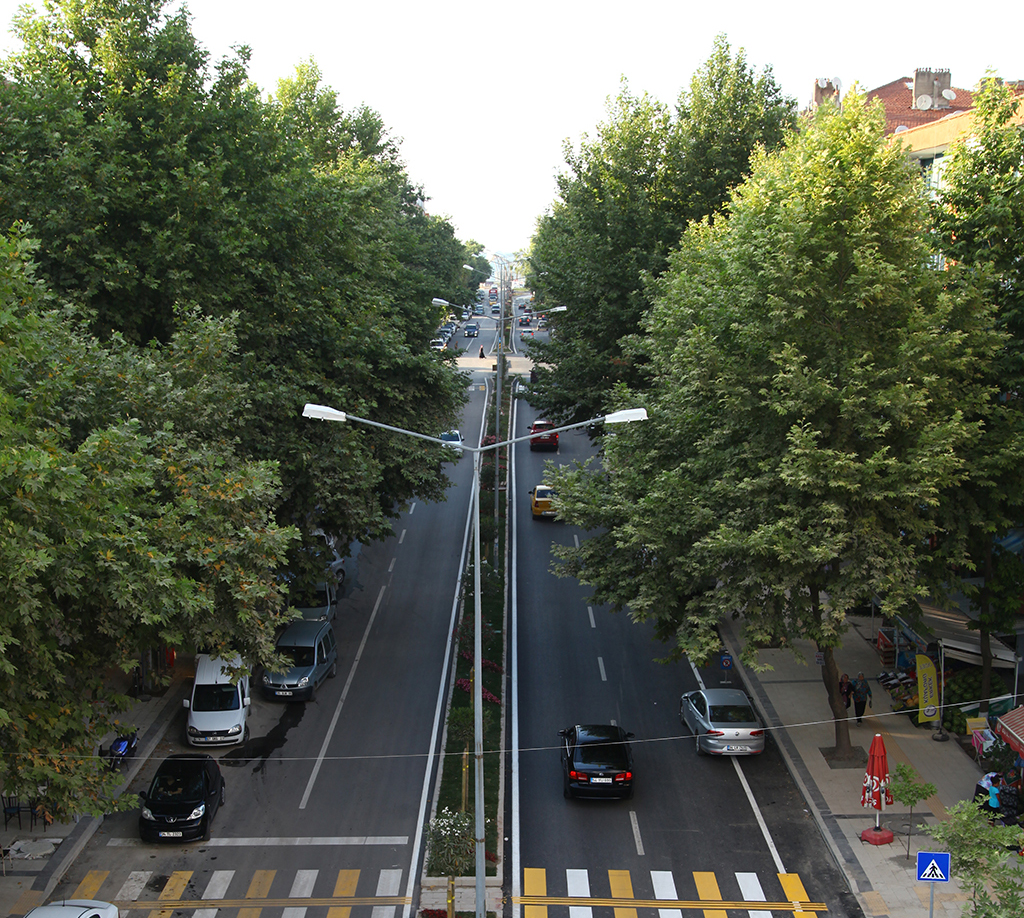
979;541;994;715
820;643;855;758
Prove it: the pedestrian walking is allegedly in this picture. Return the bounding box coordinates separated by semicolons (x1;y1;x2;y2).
852;671;872;723
479;346;485;359
839;673;853;710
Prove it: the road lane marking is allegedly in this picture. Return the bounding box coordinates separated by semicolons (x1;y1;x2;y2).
566;869;592;918
196;870;235;918
283;870;319;918
651;870;682;918
388;557;396;572
588;606;595;628
149;870;191;918
327;869;360;918
628;811;645;856
735;873;771;918
692;872;726;918
574;534;580;549
372;869;403;918
399;529;406;544
778;875;814;918
300;584;387;809
608;869;638;918
73;871;108;900
597;657;607;681
523;867;547;918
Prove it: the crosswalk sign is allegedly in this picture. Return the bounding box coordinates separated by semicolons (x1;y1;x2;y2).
917;851;951;882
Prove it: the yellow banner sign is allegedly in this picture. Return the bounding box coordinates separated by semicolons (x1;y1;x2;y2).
917;653;939;723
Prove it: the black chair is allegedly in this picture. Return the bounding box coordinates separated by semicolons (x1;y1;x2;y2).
2;795;22;830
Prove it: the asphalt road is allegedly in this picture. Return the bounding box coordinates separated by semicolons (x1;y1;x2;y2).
510;393;862;917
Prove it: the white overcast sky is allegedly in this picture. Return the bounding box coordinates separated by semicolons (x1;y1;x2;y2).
0;1;1020;257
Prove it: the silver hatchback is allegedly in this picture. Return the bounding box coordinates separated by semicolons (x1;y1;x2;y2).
680;688;765;756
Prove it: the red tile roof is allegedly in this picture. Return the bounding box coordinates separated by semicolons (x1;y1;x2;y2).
866;76;975;135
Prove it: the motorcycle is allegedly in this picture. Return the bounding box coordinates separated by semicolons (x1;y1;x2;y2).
102;730;138;770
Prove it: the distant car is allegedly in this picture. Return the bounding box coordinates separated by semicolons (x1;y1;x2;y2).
529;420;558;451
518;315;531;326
461;309;470;321
430;338;446;351
679;688;765;756
520;329;535;340
474;305;485;315
464;323;479;337
491;305;500;315
529;485;556;519
559;724;634;799
440;429;464;458
24;903;120;918
139;754;225;842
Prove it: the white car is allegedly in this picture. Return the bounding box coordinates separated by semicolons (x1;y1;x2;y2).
24;901;120;918
440;429;464;458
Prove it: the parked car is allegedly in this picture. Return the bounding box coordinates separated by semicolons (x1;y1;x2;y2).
262;619;338;701
139;754;225;842
529;485;556;519
529;420;558;451
464;323;479;337
679;688;765;755
440;429;464;458
491;305;500;315
24;902;120;918
559;724;634;799
183;653;250;746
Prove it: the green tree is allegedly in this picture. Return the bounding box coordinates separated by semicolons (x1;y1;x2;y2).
528;36;795;426
930;76;1024;712
550;97;997;759
927;799;1024;917
0;230;295;819
890;762;937;858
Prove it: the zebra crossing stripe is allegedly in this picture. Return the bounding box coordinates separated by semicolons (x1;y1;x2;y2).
196;869;235;917
72;870;108;900
282;869;319;918
735;872;771;918
523;866;548;918
327;868;361;918
566;868;591;918
149;870;191;918
239;869;275;918
778;873;813;918
651;869;681;918
371;868;403;918
608;868;637;918
692;871;726;918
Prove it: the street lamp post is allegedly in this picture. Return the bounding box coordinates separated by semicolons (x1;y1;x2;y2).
301;403;647;918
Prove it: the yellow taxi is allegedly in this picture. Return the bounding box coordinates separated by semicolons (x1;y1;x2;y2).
529;485;557;520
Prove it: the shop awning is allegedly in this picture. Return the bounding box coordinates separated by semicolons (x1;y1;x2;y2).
995;705;1024;757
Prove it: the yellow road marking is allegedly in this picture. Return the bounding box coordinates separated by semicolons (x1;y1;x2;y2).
238;869;276;918
692;872;726;918
73;870;109;900
524;866;548;918
608;869;637;918
779;873;815;918
327;868;361;918
515;896;827;913
148;870;191;918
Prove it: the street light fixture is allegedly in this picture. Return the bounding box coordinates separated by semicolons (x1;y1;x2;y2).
301;402;646;918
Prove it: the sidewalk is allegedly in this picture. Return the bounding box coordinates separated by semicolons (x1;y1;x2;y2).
1;662;191;917
720;613;983;918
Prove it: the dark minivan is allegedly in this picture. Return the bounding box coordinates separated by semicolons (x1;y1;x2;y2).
139;754;225;842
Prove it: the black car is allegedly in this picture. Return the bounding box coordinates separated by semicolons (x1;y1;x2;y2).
139;754;225;842
559;724;634;799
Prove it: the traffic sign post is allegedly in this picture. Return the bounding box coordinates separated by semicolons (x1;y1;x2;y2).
917;851;950;918
720;652;732;684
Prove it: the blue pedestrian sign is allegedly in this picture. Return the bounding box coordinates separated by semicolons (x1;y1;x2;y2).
917;851;951;883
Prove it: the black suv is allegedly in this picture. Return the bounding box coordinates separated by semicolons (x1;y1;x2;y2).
139;754;225;842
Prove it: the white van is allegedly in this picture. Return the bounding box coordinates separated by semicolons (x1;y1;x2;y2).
183;653;250;746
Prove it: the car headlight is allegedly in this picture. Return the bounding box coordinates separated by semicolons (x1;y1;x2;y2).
227;723;241;735
141;806;154;821
187;725;200;736
188;803;206;821
298;676;309;688
262;673;271;685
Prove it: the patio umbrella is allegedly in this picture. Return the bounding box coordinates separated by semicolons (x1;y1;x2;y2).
861;733;895;845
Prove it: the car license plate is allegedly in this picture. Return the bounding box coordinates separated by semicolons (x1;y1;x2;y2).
724;744;744;751
277;690;293;696
591;777;612;784
159;831;183;837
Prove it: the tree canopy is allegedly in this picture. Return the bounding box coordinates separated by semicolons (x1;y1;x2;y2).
549;95;999;756
526;35;796;425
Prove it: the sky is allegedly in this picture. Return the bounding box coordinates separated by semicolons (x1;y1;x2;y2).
0;0;1020;259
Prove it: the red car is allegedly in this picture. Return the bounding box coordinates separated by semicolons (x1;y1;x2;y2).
529;420;558;451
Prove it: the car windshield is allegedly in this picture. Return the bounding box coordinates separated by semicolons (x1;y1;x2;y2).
535;487;554;500
192;683;240;712
282;646;315;668
441;432;460;443
709;704;757;724
151;766;204;801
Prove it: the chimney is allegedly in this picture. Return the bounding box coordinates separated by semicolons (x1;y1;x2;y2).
913;68;953;110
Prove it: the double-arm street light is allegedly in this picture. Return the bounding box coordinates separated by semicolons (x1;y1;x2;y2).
301;403;647;918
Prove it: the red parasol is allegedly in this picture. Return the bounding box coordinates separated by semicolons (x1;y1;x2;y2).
860;733;895;845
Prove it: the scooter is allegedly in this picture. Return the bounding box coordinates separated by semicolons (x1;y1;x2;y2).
102;730;138;770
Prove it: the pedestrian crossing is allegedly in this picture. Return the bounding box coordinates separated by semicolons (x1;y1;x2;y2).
518;868;827;916
20;866;825;916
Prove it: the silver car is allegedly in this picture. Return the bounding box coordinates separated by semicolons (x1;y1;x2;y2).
679;688;765;756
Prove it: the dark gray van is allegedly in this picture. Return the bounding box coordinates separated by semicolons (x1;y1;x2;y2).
261;620;338;701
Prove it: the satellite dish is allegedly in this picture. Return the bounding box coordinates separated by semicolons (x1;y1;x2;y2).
916;93;933;111
817;77;829;88
833;78;842;93
894;125;910;133
942;88;957;101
